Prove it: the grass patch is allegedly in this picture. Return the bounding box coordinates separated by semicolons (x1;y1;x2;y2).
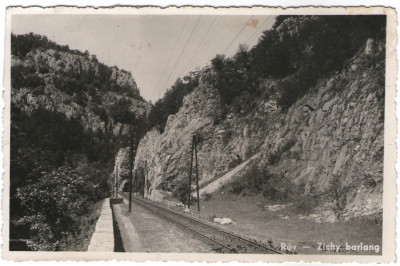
193;193;382;255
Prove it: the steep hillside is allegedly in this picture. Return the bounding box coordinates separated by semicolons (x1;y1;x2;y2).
11;33;151;136
10;33;150;251
132;16;385;222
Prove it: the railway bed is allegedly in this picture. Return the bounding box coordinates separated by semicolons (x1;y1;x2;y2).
119;193;281;254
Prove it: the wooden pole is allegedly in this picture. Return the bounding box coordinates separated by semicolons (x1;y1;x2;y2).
129;126;134;212
188;137;194;209
194;136;200;214
115;167;119;198
135;170;138;195
144;161;147;198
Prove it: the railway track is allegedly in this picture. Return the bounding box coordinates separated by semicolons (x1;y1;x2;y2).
119;192;281;254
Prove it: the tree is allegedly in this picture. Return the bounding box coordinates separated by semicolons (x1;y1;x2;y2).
329;174;347;222
16;166;92;250
109;98;137;124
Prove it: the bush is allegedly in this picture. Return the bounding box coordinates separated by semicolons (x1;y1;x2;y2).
38;65;49;74
16;166;94;250
11;64;44;90
11;33;87;58
226;164;296;202
91;105;108;121
268;139;296;165
202;192;213;201
147;71;200;132
251;15;386;110
292;195;318;214
109;98;136;124
229;179;245;195
173;182;190;205
10;106;114;250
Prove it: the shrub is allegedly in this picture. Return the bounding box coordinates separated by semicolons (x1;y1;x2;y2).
11;33;87;58
268;139;296;165
11;64;44;90
329;174;348;221
91;105;108;121
225;164;296;202
16;166;94;250
147;71;200;132
229;179;245;195
109;98;136;124
173;182;190;205
251;15;386;110
32;86;44;96
202;192;213;201
38;65;49;74
292;194;318;214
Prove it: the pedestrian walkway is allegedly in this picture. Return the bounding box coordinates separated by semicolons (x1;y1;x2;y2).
87;198;114;251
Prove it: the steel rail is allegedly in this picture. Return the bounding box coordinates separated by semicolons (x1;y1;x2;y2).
119;192;281;254
134;196;236;253
119;192;235;253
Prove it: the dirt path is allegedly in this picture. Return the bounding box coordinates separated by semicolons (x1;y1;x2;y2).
112;197;215;253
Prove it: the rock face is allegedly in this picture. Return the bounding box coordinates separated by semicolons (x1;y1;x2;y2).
11;48;151;135
134;38;384;219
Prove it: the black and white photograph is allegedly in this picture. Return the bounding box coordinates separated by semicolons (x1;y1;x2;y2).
3;6;397;263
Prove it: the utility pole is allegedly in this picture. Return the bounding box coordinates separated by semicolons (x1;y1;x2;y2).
135;169;138;196
129;126;134;212
115;167;119;198
194;136;200;214
188;135;200;214
188;138;194;209
144;161;148;198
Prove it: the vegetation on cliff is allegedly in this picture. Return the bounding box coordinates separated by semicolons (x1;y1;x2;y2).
147;71;201;132
11;106;113;250
135;15;385;225
10;33;148;250
147;15;386;132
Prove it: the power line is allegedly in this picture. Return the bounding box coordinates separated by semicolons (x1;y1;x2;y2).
161;16;202;91
187;16;227;70
183;16;220;73
155;16;190;91
248;17;275;46
245;16;275;47
222;16;254;55
246;18;270;44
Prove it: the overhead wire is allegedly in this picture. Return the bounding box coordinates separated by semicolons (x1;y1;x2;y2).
158;15;272;98
245;16;275;47
187;16;227;70
161;16;203;91
155;16;190;92
183;15;220;73
222;16;254;55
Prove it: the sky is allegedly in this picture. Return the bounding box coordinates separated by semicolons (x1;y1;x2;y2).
12;14;276;102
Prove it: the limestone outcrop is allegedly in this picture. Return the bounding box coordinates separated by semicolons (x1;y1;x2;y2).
11;48;151;135
133;38;384;219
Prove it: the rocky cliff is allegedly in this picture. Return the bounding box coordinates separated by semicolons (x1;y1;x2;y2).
132;37;384;220
11;36;151;135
